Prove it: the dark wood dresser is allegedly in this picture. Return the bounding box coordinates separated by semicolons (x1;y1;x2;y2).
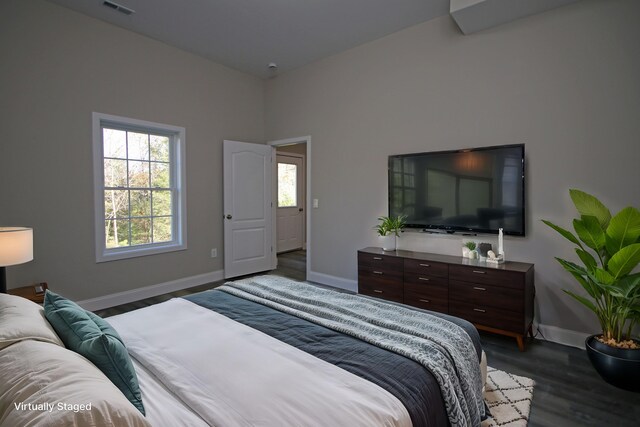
357;247;535;351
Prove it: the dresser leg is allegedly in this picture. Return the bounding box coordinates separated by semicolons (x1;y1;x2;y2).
516;335;525;352
527;324;534;338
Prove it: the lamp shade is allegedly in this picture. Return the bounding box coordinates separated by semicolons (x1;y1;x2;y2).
0;227;33;267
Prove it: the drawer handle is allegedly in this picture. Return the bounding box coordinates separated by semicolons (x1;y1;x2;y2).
373;257;383;260
418;277;430;281
419;299;430;303
419;263;431;267
372;271;383;275
373;290;383;294
472;270;487;274
473;308;486;313
473;287;486;291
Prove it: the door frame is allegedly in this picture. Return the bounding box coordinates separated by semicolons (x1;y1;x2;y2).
268;136;311;281
275;152;306;252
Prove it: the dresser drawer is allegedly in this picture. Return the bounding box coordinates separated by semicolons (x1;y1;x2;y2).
358;265;403;282
404;259;448;278
450;265;524;289
358;278;403;303
450;280;522;313
358;251;403;272
404;283;448;313
404;273;448;287
450;300;523;333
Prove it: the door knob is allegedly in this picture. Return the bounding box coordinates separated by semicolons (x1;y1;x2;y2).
298;208;304;212
225;214;232;219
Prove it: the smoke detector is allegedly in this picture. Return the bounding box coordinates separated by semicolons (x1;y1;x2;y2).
267;62;278;70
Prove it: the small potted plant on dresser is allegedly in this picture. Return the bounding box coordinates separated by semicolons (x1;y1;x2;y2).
374;215;406;251
543;189;640;392
462;241;477;259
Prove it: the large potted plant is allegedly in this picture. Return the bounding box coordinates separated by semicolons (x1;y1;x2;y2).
374;215;407;251
543;189;640;392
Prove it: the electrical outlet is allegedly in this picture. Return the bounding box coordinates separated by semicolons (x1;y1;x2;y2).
210;248;217;258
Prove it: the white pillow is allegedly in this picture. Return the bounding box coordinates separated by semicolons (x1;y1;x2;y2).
0;340;151;427
0;293;64;350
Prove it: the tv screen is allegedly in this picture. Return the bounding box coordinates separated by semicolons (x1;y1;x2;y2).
389;144;525;236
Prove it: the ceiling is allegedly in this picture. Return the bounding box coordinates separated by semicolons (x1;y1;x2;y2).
47;0;451;78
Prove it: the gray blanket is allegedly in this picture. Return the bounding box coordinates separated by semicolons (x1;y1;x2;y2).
220;275;485;427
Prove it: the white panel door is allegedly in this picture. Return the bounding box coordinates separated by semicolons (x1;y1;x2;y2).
276;154;304;253
223;140;274;279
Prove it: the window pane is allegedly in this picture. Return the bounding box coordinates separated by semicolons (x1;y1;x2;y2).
128;132;149;160
152;190;172;216
104;159;127;187
153;216;172;243
151;162;170;188
131;218;151;245
405;174;415;188
104;190;129;219
277;163;297;207
103;129;126;159
128;160;150;188
150;135;170;162
105;219;129;248
404;189;415;204
130;190;151;217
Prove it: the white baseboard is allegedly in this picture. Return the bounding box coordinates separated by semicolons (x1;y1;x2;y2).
307;271;358;293
534;323;589;349
78;270;224;311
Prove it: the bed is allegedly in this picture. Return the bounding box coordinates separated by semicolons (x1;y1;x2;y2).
0;275;488;427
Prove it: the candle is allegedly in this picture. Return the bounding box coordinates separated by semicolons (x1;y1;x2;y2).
498;228;504;256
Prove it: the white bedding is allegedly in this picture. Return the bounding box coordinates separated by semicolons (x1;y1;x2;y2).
132;358;208;427
108;298;412;427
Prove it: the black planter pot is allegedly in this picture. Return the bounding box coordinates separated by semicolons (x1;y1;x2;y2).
585;334;640;392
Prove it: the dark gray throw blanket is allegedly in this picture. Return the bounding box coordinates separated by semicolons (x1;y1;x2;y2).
219;275;485;427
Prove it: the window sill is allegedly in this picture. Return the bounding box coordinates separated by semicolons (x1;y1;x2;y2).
96;242;187;263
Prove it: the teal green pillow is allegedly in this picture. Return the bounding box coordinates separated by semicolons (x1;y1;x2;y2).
43;291;145;415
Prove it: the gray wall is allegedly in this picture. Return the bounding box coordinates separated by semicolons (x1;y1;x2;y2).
265;0;640;335
0;0;264;299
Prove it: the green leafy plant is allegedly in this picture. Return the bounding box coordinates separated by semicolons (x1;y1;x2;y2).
543;189;640;347
374;215;407;237
464;241;477;251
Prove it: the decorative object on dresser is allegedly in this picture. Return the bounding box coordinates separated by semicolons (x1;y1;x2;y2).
462;241;477;258
486;228;505;264
0;227;34;294
373;215;406;251
477;243;492;259
543;189;640;392
358;247;535;351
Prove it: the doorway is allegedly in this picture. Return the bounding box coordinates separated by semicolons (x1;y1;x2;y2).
268;136;311;281
276;152;305;253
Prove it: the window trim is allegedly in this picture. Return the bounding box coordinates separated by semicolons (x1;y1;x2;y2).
92;112;187;263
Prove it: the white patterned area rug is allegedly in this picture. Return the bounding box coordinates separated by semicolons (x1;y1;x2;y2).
481;367;535;427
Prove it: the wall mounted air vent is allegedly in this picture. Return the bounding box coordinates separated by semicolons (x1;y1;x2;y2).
102;1;135;16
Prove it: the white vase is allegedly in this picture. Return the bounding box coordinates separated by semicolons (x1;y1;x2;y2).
462;247;470;258
378;235;396;251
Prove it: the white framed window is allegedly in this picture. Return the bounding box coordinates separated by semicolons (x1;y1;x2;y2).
277;163;298;207
92;112;187;262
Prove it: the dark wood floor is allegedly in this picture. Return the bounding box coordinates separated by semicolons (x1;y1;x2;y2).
96;250;640;426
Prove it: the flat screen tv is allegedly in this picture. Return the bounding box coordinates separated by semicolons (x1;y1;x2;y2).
389;144;525;236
